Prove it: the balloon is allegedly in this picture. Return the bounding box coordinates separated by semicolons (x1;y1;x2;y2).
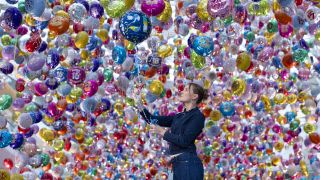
231;79;246;96
156;1;172;22
102;0;134;18
219;102;235;116
89;2;104;19
236;52;251;71
25;0;45;17
75;31;89;49
48;16;70;35
112;46;127;64
191;50;206;69
193;36;214;56
0;94;12;111
67;67;86;85
141;0;165;16
0;130;12;148
119;10;152;44
4;7;23;29
207;0;233;18
27;53;46;71
68;3;87;22
148;80;164;96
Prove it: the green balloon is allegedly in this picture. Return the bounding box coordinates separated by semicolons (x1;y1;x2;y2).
18;0;26;13
0;94;12;110
103;69;113;82
293;49;308;63
191;50;206;69
41;153;50;166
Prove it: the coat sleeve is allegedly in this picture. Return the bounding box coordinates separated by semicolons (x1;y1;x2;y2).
162;113;205;148
139;108;175;127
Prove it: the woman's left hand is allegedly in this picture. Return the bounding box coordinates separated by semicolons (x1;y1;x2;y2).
149;124;167;137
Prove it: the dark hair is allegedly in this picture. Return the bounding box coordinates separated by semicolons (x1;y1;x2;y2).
188;83;209;104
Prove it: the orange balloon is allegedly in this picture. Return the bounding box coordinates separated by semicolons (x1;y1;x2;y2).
48;16;70;35
282;54;296;69
309;133;320;144
145;67;157;78
275;10;292;24
57;99;67;111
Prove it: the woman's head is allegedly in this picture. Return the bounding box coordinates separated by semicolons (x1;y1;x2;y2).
178;82;209;104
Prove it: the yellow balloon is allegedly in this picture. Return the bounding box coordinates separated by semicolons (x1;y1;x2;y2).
124;40;135;50
96;28;109;42
212;141;220;150
315;30;320;42
157;44;173;58
210;110;221;121
304;123;316;134
75;31;89;49
231;79;246;96
55;10;70;20
261;95;271;112
191;50;206;69
75;128;85;141
274;93;287;104
25;14;36;26
60;0;74;5
271;156;281;166
157;1;172;22
0;169;10;180
54;151;65;162
10;174;23;180
197;0;213;21
148;80;164;96
40;128;55;141
222;90;232;100
274;142;284;152
114;101;124;115
53;139;65;151
103;0;132;18
236;52;251;71
287;94;297;104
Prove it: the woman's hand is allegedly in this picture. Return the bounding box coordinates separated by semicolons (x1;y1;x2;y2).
149;124;167;137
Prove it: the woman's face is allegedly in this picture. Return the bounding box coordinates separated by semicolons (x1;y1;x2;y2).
178;84;198;103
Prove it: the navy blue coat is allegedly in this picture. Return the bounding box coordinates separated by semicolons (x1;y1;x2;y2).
140;107;205;155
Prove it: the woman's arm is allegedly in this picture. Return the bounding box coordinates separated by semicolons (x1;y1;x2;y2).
162;113;205;148
139;108;174;127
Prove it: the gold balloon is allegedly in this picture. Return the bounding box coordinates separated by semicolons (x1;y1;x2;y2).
40;128;55;141
231;79;246;96
222;90;232;100
0;169;10;180
75;31;89;49
157;1;172;22
75;128;85;141
25;14;36;26
114;101;124;115
157;44;173;58
197;0;213;21
271;156;281;166
287;94;297;104
274;142;284;152
10;174;23;180
236;52;251;71
261;95;271;112
55;10;70;19
274;93;287;104
210;110;221;121
148;80;164;96
96;28;109;42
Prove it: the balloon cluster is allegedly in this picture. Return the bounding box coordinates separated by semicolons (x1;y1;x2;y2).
0;0;320;179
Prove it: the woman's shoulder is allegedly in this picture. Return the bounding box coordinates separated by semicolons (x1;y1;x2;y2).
194;108;205;120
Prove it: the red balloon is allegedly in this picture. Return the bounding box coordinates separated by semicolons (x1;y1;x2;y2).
3;158;13;170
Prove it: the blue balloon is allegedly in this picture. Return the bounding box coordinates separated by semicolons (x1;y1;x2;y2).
219;102;235;116
193;36;214;56
112;46;127;64
86;36;99;51
25;0;45;17
47;49;60;69
119;10;152;44
0;130;12;148
277;0;293;6
53;67;68;82
57;83;72;96
30;111;43;123
292;15;305;30
145;91;158;104
6;0;18;4
10;133;24;149
4;7;22;29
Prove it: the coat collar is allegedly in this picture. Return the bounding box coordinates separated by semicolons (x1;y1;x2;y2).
183;106;199;113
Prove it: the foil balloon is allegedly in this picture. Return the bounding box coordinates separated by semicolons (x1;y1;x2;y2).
119;10;152;44
141;0;165;16
207;0;234;18
193;36;214;56
3;7;23;29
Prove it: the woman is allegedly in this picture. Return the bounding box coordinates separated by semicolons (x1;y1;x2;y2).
137;82;208;180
